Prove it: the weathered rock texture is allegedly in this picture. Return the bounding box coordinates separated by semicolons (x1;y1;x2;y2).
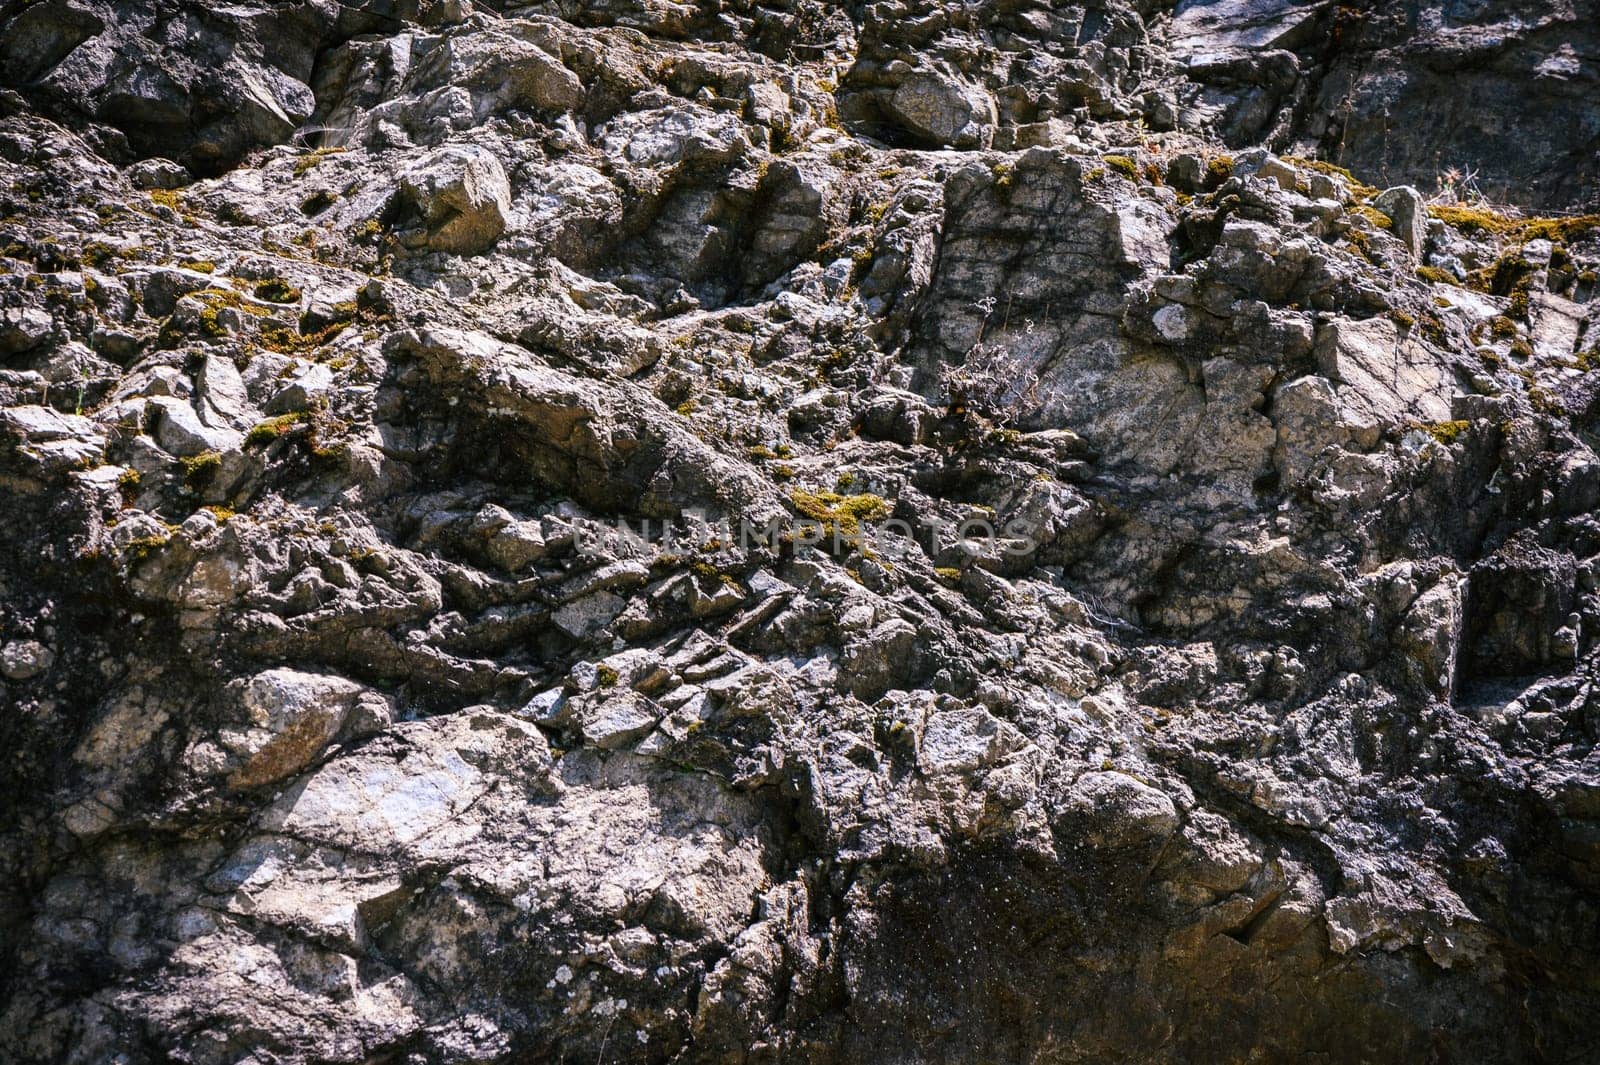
1;1;1599;1062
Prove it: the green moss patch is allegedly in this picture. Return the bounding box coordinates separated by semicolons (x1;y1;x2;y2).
180;450;222;485
1412;420;1469;446
1102;154;1139;180
789;489;889;539
253;278;302;304
244;411;312;447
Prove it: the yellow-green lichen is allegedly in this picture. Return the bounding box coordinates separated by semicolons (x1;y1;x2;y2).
124;533;170;564
259;321;348;355
180;450;221;485
1204;154;1234;188
244;411;312;446
1102;154;1139;180
1429;205;1600;243
992;161;1016;193
1351;204;1393;230
1413;420;1469;446
253;278;302;304
293;146;346;177
789;489;889;539
195;287;269;337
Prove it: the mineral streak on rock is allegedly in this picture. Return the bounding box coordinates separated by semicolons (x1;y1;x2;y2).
1;1;1598;1062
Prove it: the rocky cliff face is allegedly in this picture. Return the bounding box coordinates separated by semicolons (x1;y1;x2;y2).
2;1;1599;1062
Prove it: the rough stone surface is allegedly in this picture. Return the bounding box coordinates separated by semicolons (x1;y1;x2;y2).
1;2;1599;1063
399;145;512;255
1376;185;1427;257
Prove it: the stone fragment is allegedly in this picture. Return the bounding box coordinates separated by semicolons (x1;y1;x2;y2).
1169;0;1329;55
1397;573;1467;696
1059;771;1180;851
0;306;52;353
197;354;253;429
553;592;626;638
147;396;244;456
128;158;190;190
1234;148;1298;190
577;690;661;750
1374;186;1426;256
223;669;387;788
1467;536;1578;675
0;640;53;680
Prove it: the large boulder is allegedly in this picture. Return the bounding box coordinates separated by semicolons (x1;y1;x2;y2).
1167;0;1330;56
884;71;997;149
0;0;325;172
218;669;392;789
397;145;511;255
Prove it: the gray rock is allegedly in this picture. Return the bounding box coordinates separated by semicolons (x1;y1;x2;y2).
220;669;388;788
398;145;511;255
1234;148;1298;191
0;3;1597;1062
127;157;189;190
0;640;53;680
576;690;660;749
1168;0;1329;56
885;71;997;149
133;267;213;318
553;591;626;638
1375;186;1427;257
0;405;98;443
1059;770;1180;852
147;396;244;457
1314;315;1454;428
196;354;253;430
0;307;53;354
264;362;334;415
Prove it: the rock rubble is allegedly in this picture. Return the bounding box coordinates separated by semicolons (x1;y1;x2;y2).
1;1;1599;1062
